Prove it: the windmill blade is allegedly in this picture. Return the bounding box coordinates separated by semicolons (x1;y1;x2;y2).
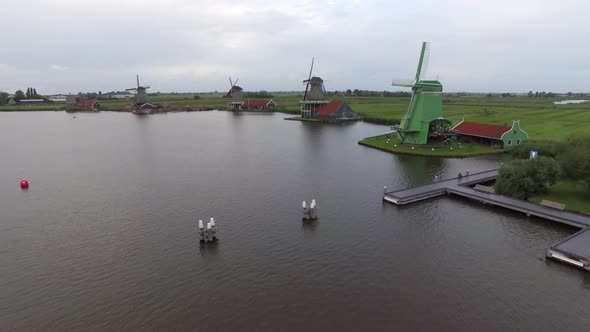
303;57;314;101
415;42;430;82
125;88;137;91
391;79;415;88
137;75;140;89
234;78;239;87
228;77;233;89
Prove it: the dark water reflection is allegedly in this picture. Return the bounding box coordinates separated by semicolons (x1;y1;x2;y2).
0;111;588;331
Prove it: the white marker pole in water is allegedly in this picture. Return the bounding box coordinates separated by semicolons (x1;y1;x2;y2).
198;219;205;241
302;200;309;220
310;199;317;220
206;222;212;242
209;217;217;240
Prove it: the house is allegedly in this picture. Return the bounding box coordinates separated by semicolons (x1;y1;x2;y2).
316;100;359;122
451;120;528;149
241;98;276;111
75;99;101;111
138;103;162;110
49;95;68;102
19;99;47;105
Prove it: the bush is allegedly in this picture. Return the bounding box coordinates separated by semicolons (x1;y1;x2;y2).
193;95;201;100
510;142;559;159
496;156;559;200
558;136;590;193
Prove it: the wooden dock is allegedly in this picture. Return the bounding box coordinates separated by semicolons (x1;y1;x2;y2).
383;169;590;271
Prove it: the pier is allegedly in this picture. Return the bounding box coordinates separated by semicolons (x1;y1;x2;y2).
383;170;590;271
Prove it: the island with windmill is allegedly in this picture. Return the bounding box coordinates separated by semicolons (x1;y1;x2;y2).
358;42;528;157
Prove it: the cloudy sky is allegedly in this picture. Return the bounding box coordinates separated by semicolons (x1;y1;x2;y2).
1;0;588;94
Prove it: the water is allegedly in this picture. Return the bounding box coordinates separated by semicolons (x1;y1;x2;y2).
554;99;588;105
1;111;589;331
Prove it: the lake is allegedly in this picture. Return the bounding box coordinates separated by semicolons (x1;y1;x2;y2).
1;111;589;331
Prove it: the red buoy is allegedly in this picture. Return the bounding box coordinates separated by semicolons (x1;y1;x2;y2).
20;180;29;189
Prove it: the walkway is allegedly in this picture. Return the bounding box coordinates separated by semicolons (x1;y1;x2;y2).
383;169;590;271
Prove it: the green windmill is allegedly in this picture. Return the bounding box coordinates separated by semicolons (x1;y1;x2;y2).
126;74;150;105
392;42;449;145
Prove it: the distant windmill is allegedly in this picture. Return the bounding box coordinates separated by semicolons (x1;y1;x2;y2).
391;42;446;145
225;77;243;111
300;58;328;118
126;74;150;105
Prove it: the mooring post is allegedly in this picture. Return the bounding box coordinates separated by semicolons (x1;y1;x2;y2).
198;219;205;241
302;200;309;220
466;170;470;176
210;217;217;240
310;199;317;220
384;186;387;194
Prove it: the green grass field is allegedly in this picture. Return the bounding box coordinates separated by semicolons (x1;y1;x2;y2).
2;94;589;144
530;181;590;214
359;135;500;157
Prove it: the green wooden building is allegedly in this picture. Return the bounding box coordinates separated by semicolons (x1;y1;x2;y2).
451;120;528;149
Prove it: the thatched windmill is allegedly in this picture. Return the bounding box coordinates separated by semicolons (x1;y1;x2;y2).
225;77;243;110
126;75;150;105
300;58;329;118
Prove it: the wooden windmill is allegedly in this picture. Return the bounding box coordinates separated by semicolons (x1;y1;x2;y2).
300;58;328;118
391;42;448;144
126;75;150;105
225;77;243;111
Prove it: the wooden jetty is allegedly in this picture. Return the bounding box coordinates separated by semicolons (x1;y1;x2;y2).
383;170;590;271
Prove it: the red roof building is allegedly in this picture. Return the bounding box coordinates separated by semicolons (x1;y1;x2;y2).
241;98;276;110
315;100;359;122
75;99;101;111
451;121;511;140
451;120;529;149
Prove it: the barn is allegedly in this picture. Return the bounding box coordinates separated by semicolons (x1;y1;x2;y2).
316;100;359;122
75;99;101;111
451;120;528;149
241;98;276;111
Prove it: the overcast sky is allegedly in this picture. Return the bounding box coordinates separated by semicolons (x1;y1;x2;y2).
1;0;588;94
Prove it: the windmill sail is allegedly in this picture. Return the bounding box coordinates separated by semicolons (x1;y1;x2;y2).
415;42;430;82
303;57;314;102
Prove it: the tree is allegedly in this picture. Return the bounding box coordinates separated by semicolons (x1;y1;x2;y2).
193;95;201;100
567;92;573;97
0;91;8;105
527;91;533;97
495;157;559;200
33;88;37;97
345;89;352;96
558;135;590;193
14;90;25;101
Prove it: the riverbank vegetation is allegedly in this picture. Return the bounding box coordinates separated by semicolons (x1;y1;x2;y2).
1;93;589;143
497;134;590;212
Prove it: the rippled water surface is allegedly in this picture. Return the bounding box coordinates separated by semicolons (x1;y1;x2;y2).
1;111;589;331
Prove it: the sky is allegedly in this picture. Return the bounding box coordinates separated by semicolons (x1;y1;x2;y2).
1;0;589;94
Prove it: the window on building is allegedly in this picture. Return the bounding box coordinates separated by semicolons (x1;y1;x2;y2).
517;139;520;145
508;139;512;145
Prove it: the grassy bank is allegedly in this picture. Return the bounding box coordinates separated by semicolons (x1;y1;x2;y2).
529;181;590;214
2;94;589;144
359;135;501;157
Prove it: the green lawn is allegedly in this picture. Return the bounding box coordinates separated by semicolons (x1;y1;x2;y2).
359;135;500;157
530;181;590;214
